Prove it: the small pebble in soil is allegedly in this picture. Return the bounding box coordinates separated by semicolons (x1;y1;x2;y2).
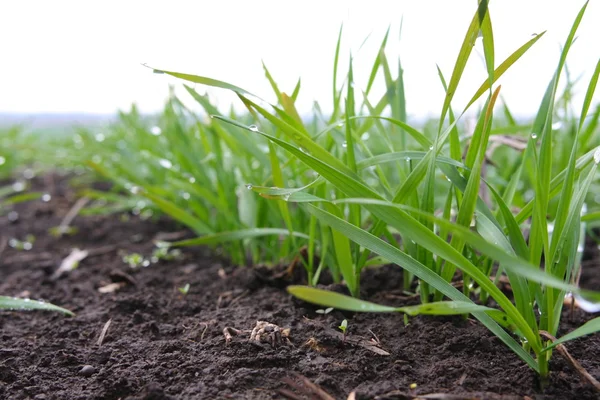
78;365;97;377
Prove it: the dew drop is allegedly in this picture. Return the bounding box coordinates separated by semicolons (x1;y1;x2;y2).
531;133;538;139
42;194;51;202
95;133;106;142
360;132;370;141
342;141;348;148
299;147;309;154
594;148;600;165
245;184;253;190
337;123;344;127
551;122;562;130
23;242;32;251
12;181;26;192
188;176;196;184
142;260;151;267
181;192;191;200
405;157;411;162
130;186;141;195
282;193;291;202
150;126;162;136
429;145;434;150
248;125;259;132
23;169;35;179
158;159;173;169
7;211;19;222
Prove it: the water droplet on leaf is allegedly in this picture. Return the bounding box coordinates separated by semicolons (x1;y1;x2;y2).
12;181;25;192
158;159;173;169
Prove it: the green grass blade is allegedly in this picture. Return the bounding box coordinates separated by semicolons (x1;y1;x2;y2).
577;58;600;133
436;66;462;161
288;286;398;312
464;32;545;111
288;286;495;315
0;296;74;316
262;61;283;104
147;65;262;100
479;0;495;85
291;78;302;101
325;202;358;296
543;317;600;352
440;0;488;123
331;24;344;123
142;191;213;235
366;26;390;95
171;228;309;247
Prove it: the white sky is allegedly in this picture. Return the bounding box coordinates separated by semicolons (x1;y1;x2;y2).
1;0;598;119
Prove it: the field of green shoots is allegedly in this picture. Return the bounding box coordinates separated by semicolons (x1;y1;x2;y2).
2;0;600;390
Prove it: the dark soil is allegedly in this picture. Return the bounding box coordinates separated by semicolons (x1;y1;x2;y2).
1;175;599;400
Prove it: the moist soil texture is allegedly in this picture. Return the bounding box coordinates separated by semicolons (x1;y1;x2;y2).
1;175;599;400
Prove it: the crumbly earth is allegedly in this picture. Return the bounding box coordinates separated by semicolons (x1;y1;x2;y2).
0;175;599;400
